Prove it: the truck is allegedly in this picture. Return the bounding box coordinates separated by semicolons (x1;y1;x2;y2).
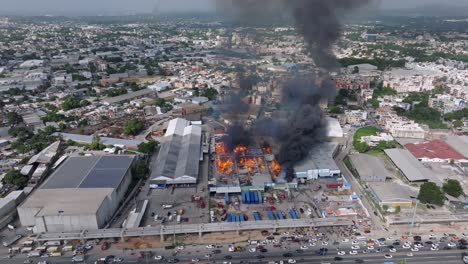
44;241;61;246
2;234;22;247
177;215;181;224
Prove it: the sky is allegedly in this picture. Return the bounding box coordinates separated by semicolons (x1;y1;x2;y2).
0;0;467;15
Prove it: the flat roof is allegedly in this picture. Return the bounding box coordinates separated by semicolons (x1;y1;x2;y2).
41;155;134;189
384;148;432;182
368;182;417;203
294;142;340;172
444;135;468;158
349;153;393;181
55;132;142;148
102;88;155;104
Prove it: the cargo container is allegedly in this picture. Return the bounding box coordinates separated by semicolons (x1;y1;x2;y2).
177;215;181;224
21;247;33;253
258;192;263;203
239;214;244;222
253;212;261;221
225;193;229;205
289;208;298;219
276;211;284;220
267;210;276;220
241;192;246;203
50;252;62;257
27;251;41;257
47;247;59;253
326;182;343;189
253;192;258;204
45;241;61;246
62;245;73;252
245;192;251;204
227;214;232;222
250;192;255;204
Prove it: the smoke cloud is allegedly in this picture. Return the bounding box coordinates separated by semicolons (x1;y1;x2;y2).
216;0;371;181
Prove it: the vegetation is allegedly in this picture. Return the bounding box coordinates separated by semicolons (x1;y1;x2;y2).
137;140;159;154
353;126;379;153
334;89;357;106
10;126;57;154
443;179;464;197
132;162;148;180
394;105;447;129
123;119;144;136
61;96;91;111
154;98;173;112
6;112;23;125
444;108;468;121
199;88;218;100
106;87;128;97
418;182;445;206
89;135;105;150
3;170;28;189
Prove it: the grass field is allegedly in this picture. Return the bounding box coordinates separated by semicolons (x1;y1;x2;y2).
352;126;380;152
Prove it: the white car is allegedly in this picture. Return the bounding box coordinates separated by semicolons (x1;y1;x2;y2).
342;239;349;243
337;251;346;256
430;247;439;251
384;254;393;259
429;234;436;238
402;244;411;249
407;252;413;257
415;244;424;248
351;245;360;250
322;241;328;246
447;242;457;248
205;254;212;258
367;246;374;250
228;247;235;252
362;250;369;254
176;246;185;250
288;259;296;264
154;256;163;260
309;243;316;247
206;245;215;249
300;245;308;250
411;248;419;252
352;241;359;245
191;258;200;262
349;250;358;255
389;248;396;252
249;248;256;253
113;258;124;263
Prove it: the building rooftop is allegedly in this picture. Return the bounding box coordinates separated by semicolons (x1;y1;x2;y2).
55;132;142;149
368;182;417;203
102;88;155;105
384;148;433;182
41;155;134;189
349;153;393;182
405;139;466;160
294;142;340;173
444;135;468;158
325;117;344;138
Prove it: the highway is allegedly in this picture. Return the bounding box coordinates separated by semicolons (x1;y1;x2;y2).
4;248;466;264
35;218;353;241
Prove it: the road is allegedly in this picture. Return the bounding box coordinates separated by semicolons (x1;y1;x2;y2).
4;248;466;264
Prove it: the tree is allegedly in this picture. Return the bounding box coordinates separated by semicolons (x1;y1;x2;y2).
132;162;148;180
6;112;22;125
200;88;219;100
395;205;401;214
418;182;445;206
123;119;144;136
137;141;159;154
352;66;359;74
453;120;463;128
382;205;389;212
89;134;102;150
443;179;464;197
3;170;28;189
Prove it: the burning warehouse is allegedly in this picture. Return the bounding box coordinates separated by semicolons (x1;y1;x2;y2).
209;142;283;194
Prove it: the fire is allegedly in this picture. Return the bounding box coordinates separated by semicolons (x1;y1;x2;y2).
233;145;247;154
215;143;228;155
263;147;272;154
271;160;281;174
216;158;234;174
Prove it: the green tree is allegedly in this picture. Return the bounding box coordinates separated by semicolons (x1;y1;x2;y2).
395;206;401;214
3;170;28;189
443;179;464;197
137;141;159;154
453;120;463;128
382;204;389;212
6;112;22;125
418;182;445;206
132;162;148;180
123;119;144;136
200;88;219;100
89;134;102;150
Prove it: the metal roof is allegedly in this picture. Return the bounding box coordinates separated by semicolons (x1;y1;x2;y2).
55;133;142;148
102;88;155;104
151;119;202;183
294;142;340;173
349;153;393;182
41;155;134;189
368;182;417;203
384;149;432;182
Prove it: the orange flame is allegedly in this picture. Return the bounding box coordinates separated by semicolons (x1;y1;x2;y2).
263;147;272;154
271;160;281;174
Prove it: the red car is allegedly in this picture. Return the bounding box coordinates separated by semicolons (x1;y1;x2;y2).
101;241;109;251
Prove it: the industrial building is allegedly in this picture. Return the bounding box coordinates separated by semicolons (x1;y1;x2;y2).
384;149;434;182
18;155;135;233
405;139;467;163
54;132;142;150
368;182;417;208
294;142;341;180
349;154;393;182
150;118;203;185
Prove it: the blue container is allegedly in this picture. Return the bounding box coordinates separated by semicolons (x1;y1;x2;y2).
253;212;261;221
245;192;251;204
258;192;263;203
267;210;276;220
227;214;232;222
225;193;229;205
276;211;284;220
249;192;255;204
289;209;296;219
239;214;244;222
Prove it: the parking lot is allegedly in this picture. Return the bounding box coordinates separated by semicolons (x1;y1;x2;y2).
139;154;210;227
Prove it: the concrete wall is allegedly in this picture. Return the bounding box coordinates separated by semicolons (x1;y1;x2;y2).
41;214;98;233
17;207;41;227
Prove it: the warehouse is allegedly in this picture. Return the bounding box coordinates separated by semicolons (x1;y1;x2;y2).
368;182;417;208
150;118;202;185
384;148;434;182
294;142;341;180
349;153;393;182
18;155;135;233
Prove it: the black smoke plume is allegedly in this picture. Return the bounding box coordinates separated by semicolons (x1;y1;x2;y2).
216;0;371;181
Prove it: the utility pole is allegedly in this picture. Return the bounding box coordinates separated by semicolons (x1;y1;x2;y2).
409;200;418;237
